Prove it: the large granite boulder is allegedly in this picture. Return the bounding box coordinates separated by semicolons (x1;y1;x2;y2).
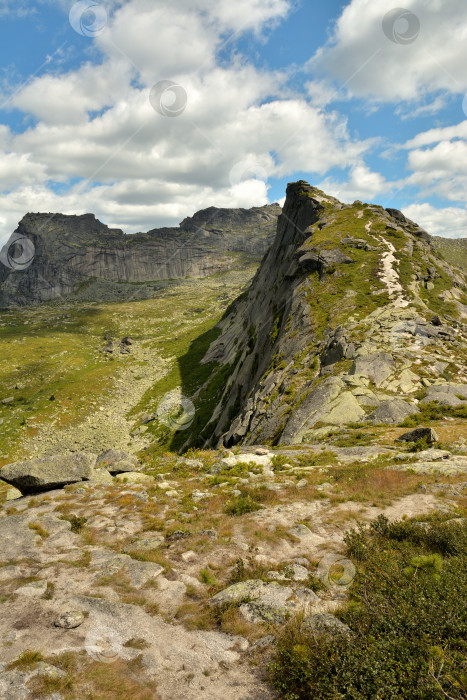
366;399;419;425
349;353;395;387
421;384;467;407
0;453;97;494
97;449;139;474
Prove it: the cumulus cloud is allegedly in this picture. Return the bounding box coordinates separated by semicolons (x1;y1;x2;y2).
0;0;374;244
308;0;467;104
317;164;391;204
403;202;467;238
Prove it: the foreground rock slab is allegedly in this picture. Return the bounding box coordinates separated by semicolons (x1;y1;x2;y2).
0;453;97;494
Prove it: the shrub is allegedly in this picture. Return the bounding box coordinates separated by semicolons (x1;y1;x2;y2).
224;495;261;516
270;516;467;699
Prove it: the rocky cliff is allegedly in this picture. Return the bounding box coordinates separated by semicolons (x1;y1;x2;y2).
173;182;467;448
0;204;280;307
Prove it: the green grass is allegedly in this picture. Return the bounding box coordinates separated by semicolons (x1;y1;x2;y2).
271;515;467;699
0;269;254;463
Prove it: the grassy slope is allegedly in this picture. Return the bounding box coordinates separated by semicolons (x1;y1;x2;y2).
0;268;255;464
431;236;467;272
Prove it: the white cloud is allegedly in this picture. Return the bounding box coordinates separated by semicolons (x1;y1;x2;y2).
308;0;467;104
317;164;391;203
403;202;467;238
404;120;467;149
0;0;374;242
399;120;467;203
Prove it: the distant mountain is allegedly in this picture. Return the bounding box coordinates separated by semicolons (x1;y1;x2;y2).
0;204;280;307
431;236;467;272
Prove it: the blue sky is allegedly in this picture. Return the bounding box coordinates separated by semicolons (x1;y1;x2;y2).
0;0;466;241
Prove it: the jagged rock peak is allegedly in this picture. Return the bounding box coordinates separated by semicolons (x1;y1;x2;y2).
177;181;467;449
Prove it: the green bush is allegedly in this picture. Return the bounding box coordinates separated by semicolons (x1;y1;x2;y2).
270;516;467;699
224;495;261;516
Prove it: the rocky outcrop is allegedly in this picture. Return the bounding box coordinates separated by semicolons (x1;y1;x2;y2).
172;182;467;448
0;450;141;494
0;204;280;307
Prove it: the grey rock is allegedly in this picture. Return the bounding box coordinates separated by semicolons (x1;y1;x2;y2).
366;399;419;425
97;449;139;474
54;610;85;629
5;487;23;501
421;383;467;407
0;453;97;494
0;514;41;560
349;353;395;387
395;426;439;444
0;204;280;307
302;612;352;638
249;635;276;651
125;534;165;551
239;600;289;625
209;580;268;607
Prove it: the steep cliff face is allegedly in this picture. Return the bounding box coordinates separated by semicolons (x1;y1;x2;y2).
0;204;280;307
176;182;467;448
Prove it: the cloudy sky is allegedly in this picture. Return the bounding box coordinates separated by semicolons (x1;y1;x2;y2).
0;0;467;243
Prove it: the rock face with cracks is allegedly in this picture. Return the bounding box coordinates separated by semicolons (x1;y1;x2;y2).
174;181;466;449
0;204;280;307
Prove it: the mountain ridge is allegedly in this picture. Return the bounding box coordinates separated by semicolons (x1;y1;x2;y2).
0;203;280;307
140;181;467;452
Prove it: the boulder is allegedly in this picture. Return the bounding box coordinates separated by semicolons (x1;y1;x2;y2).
421;384;467;407
302;613;352;639
366;399;419;425
297;248;354;277
349;353;395;387
395;427;439;444
0;453;97;494
97;449;139;474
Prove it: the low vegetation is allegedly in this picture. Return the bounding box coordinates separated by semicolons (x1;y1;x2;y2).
271;515;467;700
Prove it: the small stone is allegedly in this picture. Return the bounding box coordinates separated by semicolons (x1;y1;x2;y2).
15;580;48;596
191;490;213;500
296;479;308;489
283;563;309;582
6;487;23;501
181;550;197;563
294;558;310;568
54;611;85;629
2;397;14;405
288;524;312;538
249;635;276;651
255;448;269;456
